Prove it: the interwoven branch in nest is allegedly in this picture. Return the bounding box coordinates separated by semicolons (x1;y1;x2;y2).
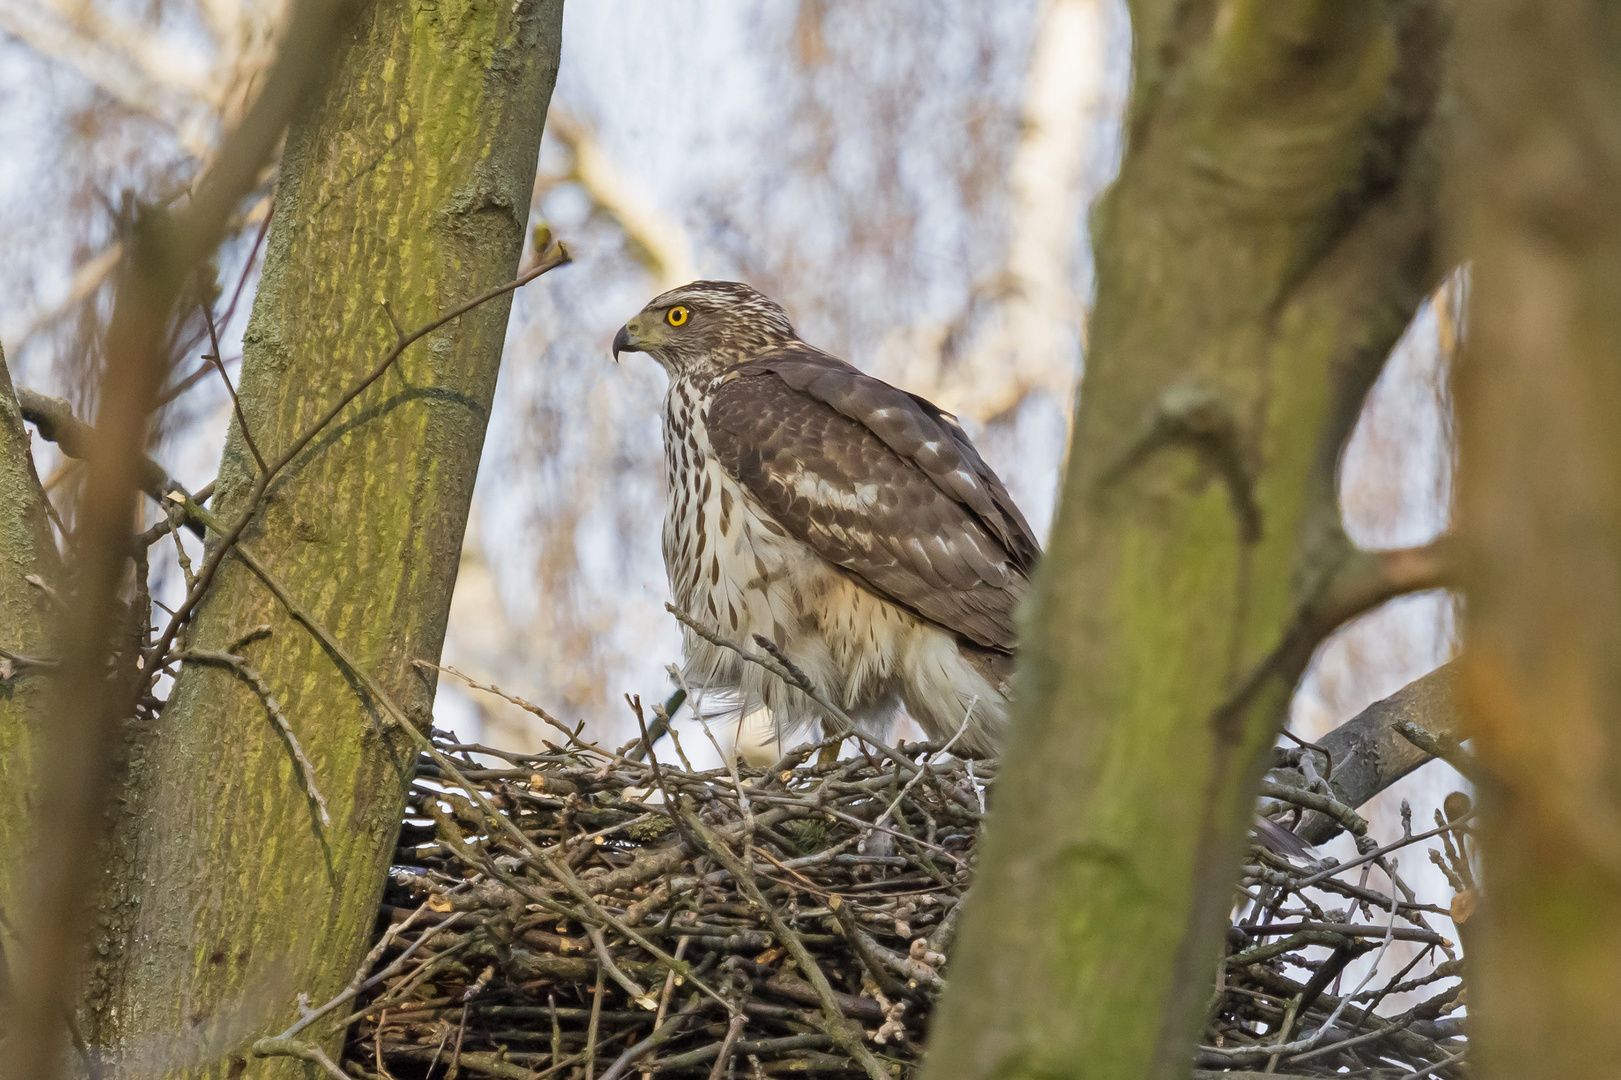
250;717;1472;1080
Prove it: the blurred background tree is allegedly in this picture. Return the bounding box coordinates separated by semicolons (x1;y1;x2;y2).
1452;0;1621;1075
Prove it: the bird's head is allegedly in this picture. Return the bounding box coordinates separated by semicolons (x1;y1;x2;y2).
612;280;800;377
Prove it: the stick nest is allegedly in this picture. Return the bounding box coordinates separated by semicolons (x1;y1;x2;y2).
330;733;1468;1079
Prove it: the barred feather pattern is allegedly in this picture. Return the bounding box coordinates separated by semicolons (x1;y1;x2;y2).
632;281;1036;754
660;387;1023;755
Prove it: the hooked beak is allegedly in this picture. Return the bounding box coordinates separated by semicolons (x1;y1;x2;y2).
612;323;641;363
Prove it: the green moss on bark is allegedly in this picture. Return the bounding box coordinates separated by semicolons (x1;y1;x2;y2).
923;3;1448;1078
88;1;564;1074
0;345;60;928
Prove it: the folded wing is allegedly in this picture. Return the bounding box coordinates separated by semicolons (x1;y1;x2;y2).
706;346;1039;652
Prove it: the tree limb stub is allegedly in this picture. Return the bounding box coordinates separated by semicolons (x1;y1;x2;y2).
15;386;204;536
1282;662;1461;846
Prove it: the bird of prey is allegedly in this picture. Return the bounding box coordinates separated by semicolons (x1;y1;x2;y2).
613;281;1039;756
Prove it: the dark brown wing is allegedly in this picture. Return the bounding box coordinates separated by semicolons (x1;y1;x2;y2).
705;345;1040;651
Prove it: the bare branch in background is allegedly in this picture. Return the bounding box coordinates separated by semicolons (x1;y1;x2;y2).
545;108;698;291
875;0;1107;422
0;0;213;152
0;0;286;149
6;196;272;356
0;0;281;355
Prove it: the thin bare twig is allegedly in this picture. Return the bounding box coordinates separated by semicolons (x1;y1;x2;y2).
1294;817;1474;890
874;700;973;831
706;1014;748;1080
179;647;331;827
587;925;656;1009
200;300;267;473
665;602;928;785
585;965;606;1080
146;244;571;672
598;995;703;1080
668;663;756;840
157;197;274;407
264;907;460;1045
679;806;889;1080
423;659;598;755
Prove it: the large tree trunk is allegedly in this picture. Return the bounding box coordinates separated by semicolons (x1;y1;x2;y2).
86;1;564;1073
1452;3;1621;1077
924;4;1449;1078
0;346;60;929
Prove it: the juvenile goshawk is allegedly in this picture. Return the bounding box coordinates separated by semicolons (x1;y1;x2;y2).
613;281;1039;755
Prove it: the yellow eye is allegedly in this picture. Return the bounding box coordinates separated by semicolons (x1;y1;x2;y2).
666;305;690;327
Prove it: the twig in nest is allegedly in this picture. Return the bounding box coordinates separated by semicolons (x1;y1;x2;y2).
585;966;606;1080
627;688;684;762
1294;816;1473;890
598;995;704;1080
667;663;756;839
588;925;657;1009
706;1014;748;1080
678;805;890;1080
873;699;973;831
422;659;599;756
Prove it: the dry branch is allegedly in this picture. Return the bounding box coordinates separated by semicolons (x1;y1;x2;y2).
262;710;1474;1080
1283;663;1462;845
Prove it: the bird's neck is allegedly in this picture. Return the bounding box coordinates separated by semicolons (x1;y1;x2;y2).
662;374;714;489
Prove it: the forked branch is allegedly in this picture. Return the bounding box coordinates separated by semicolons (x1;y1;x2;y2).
1215;535;1454;745
1307;537;1454;644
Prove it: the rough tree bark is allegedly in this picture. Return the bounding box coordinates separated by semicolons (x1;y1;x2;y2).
85;1;565;1074
1451;3;1621;1077
925;4;1449;1078
0;346;59;927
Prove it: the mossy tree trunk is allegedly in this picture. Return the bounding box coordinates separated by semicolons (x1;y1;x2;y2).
0;346;60;934
924;4;1450;1078
1452;2;1621;1077
86;0;564;1073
